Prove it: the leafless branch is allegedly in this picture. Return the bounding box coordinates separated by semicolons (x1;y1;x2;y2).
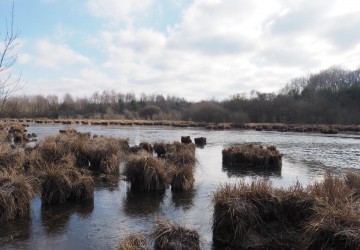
0;2;24;113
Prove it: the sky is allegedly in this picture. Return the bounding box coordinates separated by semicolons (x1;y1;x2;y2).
1;0;360;101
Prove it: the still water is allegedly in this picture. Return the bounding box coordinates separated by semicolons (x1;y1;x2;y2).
1;124;359;249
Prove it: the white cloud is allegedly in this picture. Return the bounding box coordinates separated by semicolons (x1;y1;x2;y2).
18;0;360;100
86;0;154;24
34;39;91;69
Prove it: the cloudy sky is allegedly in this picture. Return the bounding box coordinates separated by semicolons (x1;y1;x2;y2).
1;0;360;101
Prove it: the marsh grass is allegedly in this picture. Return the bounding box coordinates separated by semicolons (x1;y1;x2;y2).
123;152;169;191
0;171;35;222
0;143;25;171
164;142;196;167
85;136;122;174
213;173;360;249
41;166;94;205
170;165;195;191
28;130;126;175
222;144;282;169
117;234;150;250
151;219;200;250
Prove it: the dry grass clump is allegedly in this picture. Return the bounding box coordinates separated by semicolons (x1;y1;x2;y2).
0;143;25;171
123;152;169;191
222;144;282;169
139;142;153;154
29;130;126;175
194;137;206;146
170;165;195;191
151;219;200;250
85;136;122;174
305;200;360;249
117;234;150;250
8;124;28;143
213;173;360;249
153;142;166;157
304;173;360;249
212;180;317;249
41;167;94;205
0;128;10;143
165;142;196;167
181;136;192;144
0;171;35;222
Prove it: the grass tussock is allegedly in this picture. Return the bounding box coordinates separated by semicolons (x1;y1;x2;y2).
213;173;360;249
170;165;195;191
0;143;25;171
0;171;35;222
28;130;127;175
41;167;94;205
85;136;122;174
123;152;169;191
194;137;206;146
222;144;282;169
151;219;200;250
117;234;150;250
164;142;196;167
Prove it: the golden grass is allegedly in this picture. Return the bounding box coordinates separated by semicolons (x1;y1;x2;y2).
222;144;282;169
41;166;94;205
28;130;127;175
123;152;169;191
85;136;122;174
0;143;25;171
213;173;360;249
151;219;200;250
0;170;35;222
117;234;149;250
170;165;195;191
164;142;196;167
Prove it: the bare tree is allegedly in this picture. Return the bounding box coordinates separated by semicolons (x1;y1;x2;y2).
0;2;23;113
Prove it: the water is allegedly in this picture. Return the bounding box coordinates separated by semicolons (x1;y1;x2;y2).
1;124;359;249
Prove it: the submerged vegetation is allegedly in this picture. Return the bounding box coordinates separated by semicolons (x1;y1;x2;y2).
212;173;360;249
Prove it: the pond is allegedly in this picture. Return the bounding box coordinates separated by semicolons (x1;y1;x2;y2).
1;124;360;249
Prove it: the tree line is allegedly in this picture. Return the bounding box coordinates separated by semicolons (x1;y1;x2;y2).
1;66;360;125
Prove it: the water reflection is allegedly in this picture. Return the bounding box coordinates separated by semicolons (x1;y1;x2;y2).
93;174;120;192
0;217;30;244
41;201;94;235
222;164;282;178
171;189;196;210
123;189;165;217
